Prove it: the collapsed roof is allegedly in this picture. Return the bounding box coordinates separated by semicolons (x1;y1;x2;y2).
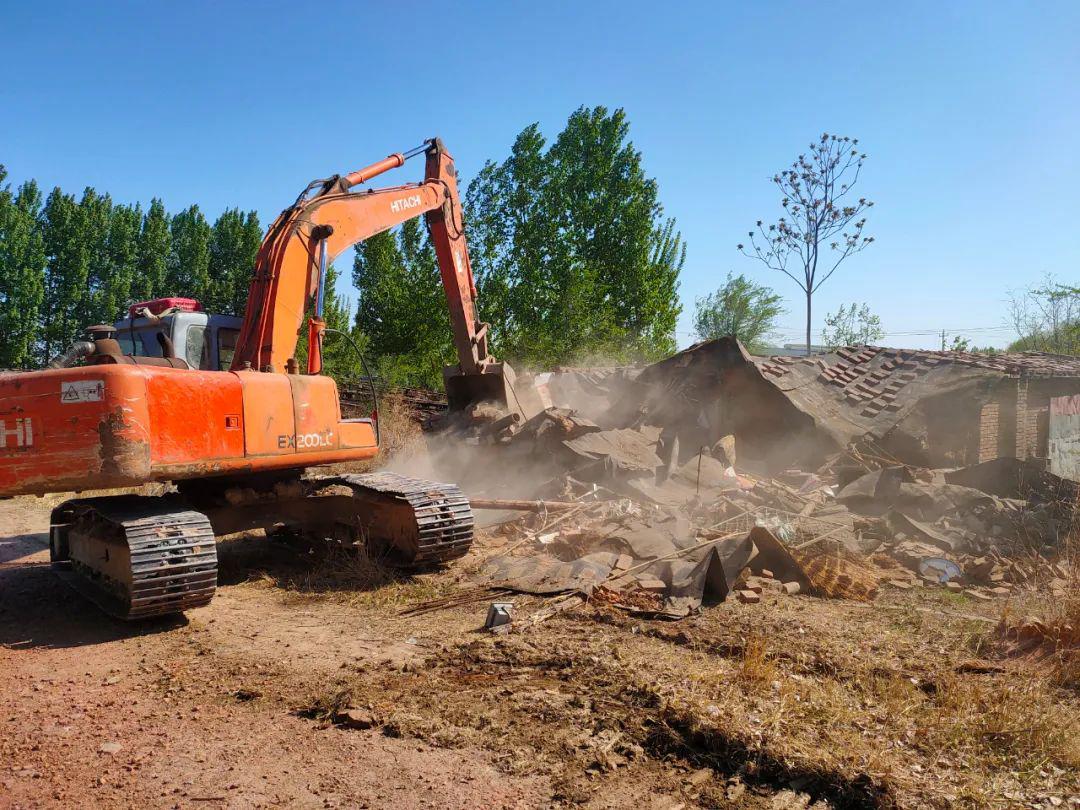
625;338;1080;471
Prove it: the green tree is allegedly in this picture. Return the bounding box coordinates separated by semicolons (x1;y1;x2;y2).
942;336;996;354
0;170;47;368
78;188;114;328
135;198;170;302
740;134;875;355
352;220;452;387
547;106;682;358
693;272;783;353
464;106;684;367
167;204;211;300
98;202;141;323
948;334;971;352
41;187;87;361
465;123;555;360
208;208;261;315
821;302;884;349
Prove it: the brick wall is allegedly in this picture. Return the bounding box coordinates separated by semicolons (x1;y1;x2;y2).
1022;378;1080;459
978;402;1000;462
1015;379;1030;459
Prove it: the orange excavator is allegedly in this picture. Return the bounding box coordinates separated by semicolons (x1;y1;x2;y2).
0;139;522;619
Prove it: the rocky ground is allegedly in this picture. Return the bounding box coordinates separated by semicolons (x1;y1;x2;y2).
1;495;1078;810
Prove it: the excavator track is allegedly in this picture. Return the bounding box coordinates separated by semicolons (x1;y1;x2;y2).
317;472;474;567
49;496;217;620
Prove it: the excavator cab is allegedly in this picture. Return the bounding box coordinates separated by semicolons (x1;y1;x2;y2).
113;298;242;371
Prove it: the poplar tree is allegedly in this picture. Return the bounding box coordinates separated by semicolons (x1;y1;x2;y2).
41;187;86;361
352;220;452;386
166;204;211;300
101;203;141;322
78;188;114;327
135;198;170;301
208;208;261;315
0;171;46;368
464;106;684;367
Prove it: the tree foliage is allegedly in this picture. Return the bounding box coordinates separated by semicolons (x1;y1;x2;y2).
821;302;884;349
0;163;262;365
740;133;874;354
41;187;86;361
98;202;140;326
692;272;783;354
167;204;211;301
135;199;170;302
0;168;46;368
208;208;262;315
352;220;451;387
464;106;684;368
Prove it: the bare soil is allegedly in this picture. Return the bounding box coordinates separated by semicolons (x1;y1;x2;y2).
0;499;546;810
2;495;1078;810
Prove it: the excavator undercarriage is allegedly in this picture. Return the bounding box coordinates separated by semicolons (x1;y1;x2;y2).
48;472;474;621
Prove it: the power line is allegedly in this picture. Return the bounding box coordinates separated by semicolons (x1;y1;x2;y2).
675;326;1016;338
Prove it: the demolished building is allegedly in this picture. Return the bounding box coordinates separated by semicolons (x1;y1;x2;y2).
621;338;1080;476
418;337;1078;620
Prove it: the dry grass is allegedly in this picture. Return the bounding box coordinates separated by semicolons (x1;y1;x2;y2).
734;634;777;689
1003;497;1080;689
268;590;1080;808
1049;507;1080;687
219;532;455;613
927;673;1080;771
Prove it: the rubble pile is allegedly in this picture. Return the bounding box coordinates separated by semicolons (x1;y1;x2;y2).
426;340;1078;620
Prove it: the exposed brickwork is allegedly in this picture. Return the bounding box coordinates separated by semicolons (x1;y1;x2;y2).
978;402;1000;462
1016;379;1030;460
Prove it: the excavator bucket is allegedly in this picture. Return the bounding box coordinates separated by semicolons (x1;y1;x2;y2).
443;361;542;421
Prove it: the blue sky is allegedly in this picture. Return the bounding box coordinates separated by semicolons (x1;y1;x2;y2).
2;1;1077;349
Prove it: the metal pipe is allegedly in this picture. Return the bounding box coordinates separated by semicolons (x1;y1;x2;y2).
315;235;329;318
47;341;95;369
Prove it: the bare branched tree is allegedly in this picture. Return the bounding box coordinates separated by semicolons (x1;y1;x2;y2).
738;134;875;354
1008;275;1080;354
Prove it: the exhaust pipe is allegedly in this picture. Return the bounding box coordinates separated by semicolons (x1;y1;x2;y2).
47;341;95;369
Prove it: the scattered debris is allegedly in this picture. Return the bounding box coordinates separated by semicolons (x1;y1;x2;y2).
422;338;1076;624
484;602;514;630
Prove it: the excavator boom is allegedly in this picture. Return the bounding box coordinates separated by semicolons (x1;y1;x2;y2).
231;138;521;415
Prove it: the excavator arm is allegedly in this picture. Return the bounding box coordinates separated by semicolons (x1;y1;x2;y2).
232;139;520;413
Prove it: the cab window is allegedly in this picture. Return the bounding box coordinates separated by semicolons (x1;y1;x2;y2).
116;333;139;355
185;326;208;369
217;328;239;370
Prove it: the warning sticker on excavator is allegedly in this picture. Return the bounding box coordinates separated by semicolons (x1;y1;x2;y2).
60;380;105;404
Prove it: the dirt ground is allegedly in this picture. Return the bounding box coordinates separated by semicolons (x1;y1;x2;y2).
1;495;1078;810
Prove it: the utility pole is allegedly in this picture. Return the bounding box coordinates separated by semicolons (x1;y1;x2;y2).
940;329;947;351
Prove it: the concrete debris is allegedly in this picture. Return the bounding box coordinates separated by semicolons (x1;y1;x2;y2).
484;602;514;630
428;337;1076;621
